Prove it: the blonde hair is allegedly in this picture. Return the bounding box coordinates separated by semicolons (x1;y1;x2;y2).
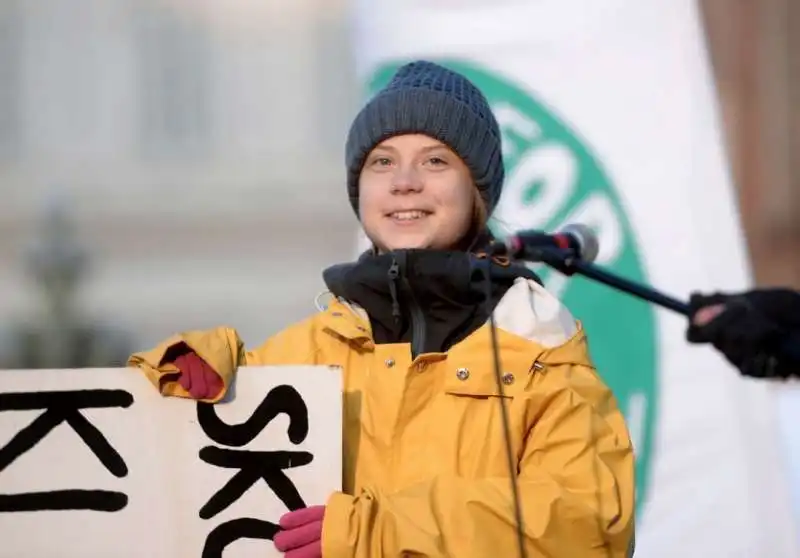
468;188;512;266
473;191;489;232
462;186;492;245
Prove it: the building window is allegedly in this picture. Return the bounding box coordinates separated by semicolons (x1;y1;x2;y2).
134;5;212;158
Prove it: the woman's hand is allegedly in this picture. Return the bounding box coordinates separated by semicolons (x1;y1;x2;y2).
172;352;224;400
274;505;325;558
686;290;794;378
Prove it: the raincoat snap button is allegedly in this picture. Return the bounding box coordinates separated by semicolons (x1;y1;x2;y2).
385;358;395;368
502;373;515;385
456;367;469;381
532;361;545;372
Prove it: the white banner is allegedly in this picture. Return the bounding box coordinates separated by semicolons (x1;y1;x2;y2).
0;366;342;558
350;0;799;555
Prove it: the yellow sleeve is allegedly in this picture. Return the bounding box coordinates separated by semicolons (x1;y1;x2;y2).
321;364;636;558
127;327;245;403
127;318;321;403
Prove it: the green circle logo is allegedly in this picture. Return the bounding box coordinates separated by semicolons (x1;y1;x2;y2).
367;59;658;513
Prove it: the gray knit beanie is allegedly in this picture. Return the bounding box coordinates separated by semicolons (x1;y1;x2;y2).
345;60;504;217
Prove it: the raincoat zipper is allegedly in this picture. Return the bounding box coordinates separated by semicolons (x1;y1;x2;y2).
388;253;427;359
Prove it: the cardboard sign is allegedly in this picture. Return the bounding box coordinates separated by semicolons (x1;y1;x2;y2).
0;366;342;558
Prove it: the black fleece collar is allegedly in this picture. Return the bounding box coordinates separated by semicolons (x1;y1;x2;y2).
322;249;541;358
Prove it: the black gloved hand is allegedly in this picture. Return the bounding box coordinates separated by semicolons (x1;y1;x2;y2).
686;289;799;378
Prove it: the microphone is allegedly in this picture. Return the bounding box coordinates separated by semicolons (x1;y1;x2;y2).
494;223;600;263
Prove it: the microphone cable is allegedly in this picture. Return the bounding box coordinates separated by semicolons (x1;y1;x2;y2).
483;254;528;558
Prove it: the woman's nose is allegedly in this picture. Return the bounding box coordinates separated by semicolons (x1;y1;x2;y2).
390;167;423;193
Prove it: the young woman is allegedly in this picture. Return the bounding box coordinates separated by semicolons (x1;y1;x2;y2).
129;60;636;558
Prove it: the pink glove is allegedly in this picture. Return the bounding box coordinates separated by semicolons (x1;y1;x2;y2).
274;505;325;558
173;352;224;400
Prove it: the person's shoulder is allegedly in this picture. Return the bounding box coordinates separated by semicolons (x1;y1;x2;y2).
266;293;364;343
267;310;327;342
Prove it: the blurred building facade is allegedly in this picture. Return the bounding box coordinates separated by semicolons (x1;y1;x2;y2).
0;0;359;352
0;0;797;356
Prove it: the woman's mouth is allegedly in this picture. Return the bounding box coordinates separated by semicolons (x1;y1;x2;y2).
387;210;431;221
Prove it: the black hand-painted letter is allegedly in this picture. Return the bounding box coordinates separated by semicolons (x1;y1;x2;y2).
197;384;309;447
198;384;313;554
0;389;133;513
202;518;279;558
198;447;313;518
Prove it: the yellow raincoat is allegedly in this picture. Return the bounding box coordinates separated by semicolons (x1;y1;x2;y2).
129;277;635;557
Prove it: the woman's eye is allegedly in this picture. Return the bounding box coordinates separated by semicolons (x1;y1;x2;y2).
427;156;447;166
371;157;392;167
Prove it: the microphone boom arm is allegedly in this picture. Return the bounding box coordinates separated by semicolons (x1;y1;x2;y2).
530;246;690;316
516;245;800;366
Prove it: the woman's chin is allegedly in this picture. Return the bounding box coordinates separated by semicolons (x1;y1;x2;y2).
378;233;433;252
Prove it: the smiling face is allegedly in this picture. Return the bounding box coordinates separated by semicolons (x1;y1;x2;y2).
358;134;479;252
